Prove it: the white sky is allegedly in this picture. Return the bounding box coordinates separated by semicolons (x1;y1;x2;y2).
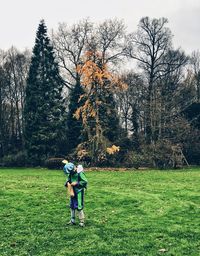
0;0;199;54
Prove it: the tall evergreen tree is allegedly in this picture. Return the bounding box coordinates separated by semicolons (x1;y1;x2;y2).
99;82;121;143
24;20;66;165
66;82;84;154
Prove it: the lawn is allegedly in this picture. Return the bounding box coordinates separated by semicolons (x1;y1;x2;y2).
0;168;200;256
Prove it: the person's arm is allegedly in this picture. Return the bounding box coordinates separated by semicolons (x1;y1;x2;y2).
67;183;75;197
64;174;74;197
64;172;72;187
78;172;88;189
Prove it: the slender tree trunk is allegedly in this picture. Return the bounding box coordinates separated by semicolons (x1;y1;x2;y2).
0;85;3;157
94;91;102;164
124;110;128;134
197;73;200;102
15;99;22;148
146;82;153;144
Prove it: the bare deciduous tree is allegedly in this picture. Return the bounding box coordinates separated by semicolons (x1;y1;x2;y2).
126;17;187;143
96;19;126;66
52;19;93;90
116;72;145;136
191;50;200;102
0;47;30;156
53;18;126;90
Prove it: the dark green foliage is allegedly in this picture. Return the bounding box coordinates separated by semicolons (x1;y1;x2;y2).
24;20;67;165
123;151;148;168
45;157;64;169
112;135;134;166
99;85;121;142
1;151;28;167
144;140;174;169
183;102;200;129
66;82;84;154
183;128;200;165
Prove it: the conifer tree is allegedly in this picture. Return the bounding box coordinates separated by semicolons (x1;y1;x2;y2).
99;81;121;143
24;20;66;165
66;82;84;154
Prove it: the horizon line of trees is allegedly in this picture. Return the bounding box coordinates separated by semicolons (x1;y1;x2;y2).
0;17;199;168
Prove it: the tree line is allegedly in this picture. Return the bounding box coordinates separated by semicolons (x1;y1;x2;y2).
0;18;199;168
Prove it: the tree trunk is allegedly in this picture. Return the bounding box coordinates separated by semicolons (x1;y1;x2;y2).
146;81;153;144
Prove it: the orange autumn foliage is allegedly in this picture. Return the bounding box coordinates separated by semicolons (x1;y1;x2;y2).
76;50;127;91
77;60;111;87
74;50;128;125
106;145;120;155
74;98;96;124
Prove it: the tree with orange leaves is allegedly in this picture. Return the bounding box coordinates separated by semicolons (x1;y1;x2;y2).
74;50;127;164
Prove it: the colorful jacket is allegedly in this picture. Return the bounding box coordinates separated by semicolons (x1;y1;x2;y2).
66;171;88;193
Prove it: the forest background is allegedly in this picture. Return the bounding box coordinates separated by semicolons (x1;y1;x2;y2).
0;17;199;168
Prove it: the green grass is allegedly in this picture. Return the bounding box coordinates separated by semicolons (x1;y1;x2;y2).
0;168;200;256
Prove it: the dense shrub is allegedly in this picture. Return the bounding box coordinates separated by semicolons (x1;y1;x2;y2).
123;151;152;168
45;158;64;169
2;151;28;167
183;128;200;165
142;140;174;169
115;137;135;163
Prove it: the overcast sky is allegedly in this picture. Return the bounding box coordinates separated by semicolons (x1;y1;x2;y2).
0;0;199;54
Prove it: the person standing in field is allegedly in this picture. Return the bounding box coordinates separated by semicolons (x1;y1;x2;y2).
62;160;88;227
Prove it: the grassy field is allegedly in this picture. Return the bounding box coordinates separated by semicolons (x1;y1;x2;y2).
0;168;200;256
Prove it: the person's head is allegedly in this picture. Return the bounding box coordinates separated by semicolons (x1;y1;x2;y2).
63;162;77;175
